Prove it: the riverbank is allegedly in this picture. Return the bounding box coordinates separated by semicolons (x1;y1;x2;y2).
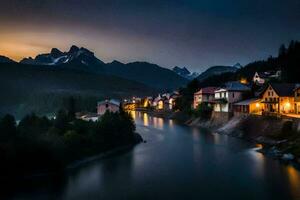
187;113;300;166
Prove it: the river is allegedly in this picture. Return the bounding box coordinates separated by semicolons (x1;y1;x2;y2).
8;112;300;200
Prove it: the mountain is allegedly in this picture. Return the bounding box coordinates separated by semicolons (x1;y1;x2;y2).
172;66;199;80
233;63;242;69
0;62;156;118
197;65;239;82
104;61;188;89
0;55;16;63
19;46;187;89
20;45;104;66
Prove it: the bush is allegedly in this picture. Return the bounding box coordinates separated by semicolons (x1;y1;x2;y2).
193;103;213;119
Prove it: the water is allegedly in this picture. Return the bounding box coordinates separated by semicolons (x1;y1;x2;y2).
8;112;300;199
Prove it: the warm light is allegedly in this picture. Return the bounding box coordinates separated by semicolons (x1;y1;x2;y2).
158;100;163;109
256;103;260;108
240;78;248;84
169;98;174;110
286;102;291;108
143;100;149;107
143;113;149;126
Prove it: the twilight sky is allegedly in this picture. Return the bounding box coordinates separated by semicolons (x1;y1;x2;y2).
0;0;299;72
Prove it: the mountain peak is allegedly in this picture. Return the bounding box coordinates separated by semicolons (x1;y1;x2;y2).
172;66;198;80
110;60;123;65
50;48;63;58
69;45;80;54
233;63;242;68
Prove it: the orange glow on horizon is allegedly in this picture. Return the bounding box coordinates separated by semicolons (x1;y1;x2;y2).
0;42;49;61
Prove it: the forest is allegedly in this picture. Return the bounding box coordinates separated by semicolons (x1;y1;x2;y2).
0;106;141;179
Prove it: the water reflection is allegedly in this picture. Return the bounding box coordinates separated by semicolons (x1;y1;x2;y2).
247;147;265;177
287;165;300;199
143;113;149;126
10;111;300;200
130;111;136;120
152;117;164;130
168;119;174;129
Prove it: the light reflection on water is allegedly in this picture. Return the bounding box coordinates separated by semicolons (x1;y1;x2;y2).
11;111;300;200
287;165;300;199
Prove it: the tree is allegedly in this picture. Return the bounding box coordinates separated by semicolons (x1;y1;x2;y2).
54;110;69;134
0;114;17;142
66;96;76;121
278;44;287;58
194;103;213;119
175;79;200;112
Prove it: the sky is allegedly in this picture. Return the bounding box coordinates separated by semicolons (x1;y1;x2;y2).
0;0;299;72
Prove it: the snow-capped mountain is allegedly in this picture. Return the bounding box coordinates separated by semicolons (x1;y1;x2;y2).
20;45;104;66
172;66;199;80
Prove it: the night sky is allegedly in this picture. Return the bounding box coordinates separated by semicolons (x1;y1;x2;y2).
0;0;299;72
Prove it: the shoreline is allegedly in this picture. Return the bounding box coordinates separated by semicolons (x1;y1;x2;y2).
139;109;300;169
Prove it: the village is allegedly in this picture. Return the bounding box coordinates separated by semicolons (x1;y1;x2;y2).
77;70;300;122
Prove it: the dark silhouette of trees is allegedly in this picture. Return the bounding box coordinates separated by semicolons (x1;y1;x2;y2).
0;109;138;178
279;40;300;82
0;114;17;142
175;79;200;113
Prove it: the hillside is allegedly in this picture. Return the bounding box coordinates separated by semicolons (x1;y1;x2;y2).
0;62;156;118
197;65;238;81
104;61;188;89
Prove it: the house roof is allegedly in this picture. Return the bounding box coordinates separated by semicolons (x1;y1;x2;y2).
202;87;218;94
255;71;279;79
98;99;120;106
256;72;269;78
195;87;218;95
234;98;260;106
261;83;295;97
225;81;250;91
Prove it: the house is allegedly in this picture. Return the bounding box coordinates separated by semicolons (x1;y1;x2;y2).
153;92;179;110
253;71;281;85
193;87;217;109
97;99;120;115
214;82;251;112
260;83;295;114
294;84;300;114
233;98;262;115
168;92;179;110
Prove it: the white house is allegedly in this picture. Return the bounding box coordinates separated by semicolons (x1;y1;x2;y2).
253;71;281;85
214;82;251;112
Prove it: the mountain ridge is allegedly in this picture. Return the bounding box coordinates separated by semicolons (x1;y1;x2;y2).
17;45;188;89
172;66;199;80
